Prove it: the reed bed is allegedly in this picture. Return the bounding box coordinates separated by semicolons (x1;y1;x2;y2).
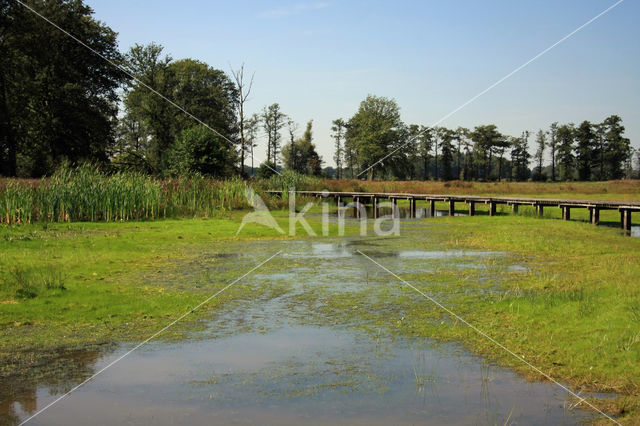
0;165;253;224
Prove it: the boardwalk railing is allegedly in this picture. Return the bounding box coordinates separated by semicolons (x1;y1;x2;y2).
266;190;640;232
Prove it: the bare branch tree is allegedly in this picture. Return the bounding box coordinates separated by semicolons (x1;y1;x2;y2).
230;63;255;176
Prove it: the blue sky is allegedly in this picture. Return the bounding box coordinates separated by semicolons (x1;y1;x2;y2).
89;0;639;167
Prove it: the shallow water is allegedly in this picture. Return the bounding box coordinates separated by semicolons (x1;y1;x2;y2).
3;238;611;425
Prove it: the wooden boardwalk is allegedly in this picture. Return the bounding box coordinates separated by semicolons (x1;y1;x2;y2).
267;190;640;232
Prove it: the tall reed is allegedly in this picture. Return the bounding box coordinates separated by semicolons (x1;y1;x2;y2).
0;165;253;224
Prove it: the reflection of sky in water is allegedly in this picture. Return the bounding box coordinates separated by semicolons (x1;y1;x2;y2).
16;326;605;425
5;238;608;425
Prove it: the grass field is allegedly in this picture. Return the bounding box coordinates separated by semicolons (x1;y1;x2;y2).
1;180;640;423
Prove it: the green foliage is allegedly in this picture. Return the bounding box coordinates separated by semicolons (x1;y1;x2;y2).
281;120;323;176
262;103;287;165
345;95;404;180
167;125;236;177
257;162;278;179
556;124;575;180
119;46;238;175
1;0;128;177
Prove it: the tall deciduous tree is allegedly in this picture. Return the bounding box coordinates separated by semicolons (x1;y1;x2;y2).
345;95;404;180
575;120;595;181
331;118;346;179
510;131;530;181
556;123;575;180
602;115;631;180
230;63;254;177
281;120;322;175
262;103;286;166
534;129;546;180
1;0;128;176
548;122;559;181
439;128;455;181
417;126;433;180
470;125;503;180
122;46;237;175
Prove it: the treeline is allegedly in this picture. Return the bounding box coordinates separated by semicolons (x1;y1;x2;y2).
332;95;636;181
1;1;637;182
0;0;322;179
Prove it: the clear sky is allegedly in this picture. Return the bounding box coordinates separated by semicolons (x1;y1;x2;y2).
88;0;639;168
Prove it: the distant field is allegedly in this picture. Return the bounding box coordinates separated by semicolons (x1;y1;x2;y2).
315;179;640;201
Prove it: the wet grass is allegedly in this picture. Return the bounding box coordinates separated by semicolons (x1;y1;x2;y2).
1;201;639;422
287;215;640;423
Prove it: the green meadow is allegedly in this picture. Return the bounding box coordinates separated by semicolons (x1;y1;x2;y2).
1;192;639;423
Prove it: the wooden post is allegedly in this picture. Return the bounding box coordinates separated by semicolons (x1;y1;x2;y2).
391;198;398;219
354;197;360;218
409;198;416;218
373;197;379;219
511;204;519;214
448;200;455;216
562;206;571;221
489;201;496;217
590;207;599;225
622;209;632;231
536;204;544;217
468;201;475;216
429;199;436;217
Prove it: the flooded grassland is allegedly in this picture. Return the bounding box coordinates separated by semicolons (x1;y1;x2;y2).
1;208;639;424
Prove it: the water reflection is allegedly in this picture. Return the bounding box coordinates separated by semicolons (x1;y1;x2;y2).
2;239;612;425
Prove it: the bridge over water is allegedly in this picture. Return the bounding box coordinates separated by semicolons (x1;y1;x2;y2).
268;190;640;233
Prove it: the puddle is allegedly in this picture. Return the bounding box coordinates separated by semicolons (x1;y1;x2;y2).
9;326;602;426
2;238;610;425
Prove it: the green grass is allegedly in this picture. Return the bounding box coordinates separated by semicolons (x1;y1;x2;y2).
288;214;640;422
1;199;639;422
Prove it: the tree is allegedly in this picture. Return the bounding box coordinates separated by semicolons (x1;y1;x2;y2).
230;63;254;177
122;47;238;175
262;103;286;166
455;127;469;179
1;0;128;176
167;125;236;177
244;113;260;175
575;120;595;181
470;125;503;180
510;132;530;181
439;128;455;181
548;122;559;181
593;123;606;181
281;120;323;175
602;115;631;180
345;95;404;180
331;118;346;179
556;123;575;180
416;126;433;180
533;129;546;180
